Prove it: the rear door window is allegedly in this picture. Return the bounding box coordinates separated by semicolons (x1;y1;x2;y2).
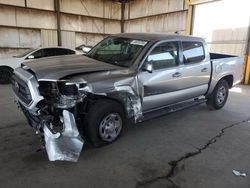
182;42;205;64
147;42;179;70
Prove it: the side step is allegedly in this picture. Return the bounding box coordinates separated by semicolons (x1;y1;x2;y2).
142;98;207;122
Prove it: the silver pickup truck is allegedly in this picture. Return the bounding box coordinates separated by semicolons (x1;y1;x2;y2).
11;33;244;162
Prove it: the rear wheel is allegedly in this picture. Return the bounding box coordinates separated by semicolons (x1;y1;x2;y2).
0;67;13;84
83;100;124;147
206;79;229;110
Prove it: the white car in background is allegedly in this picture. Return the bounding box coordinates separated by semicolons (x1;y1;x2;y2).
0;47;77;84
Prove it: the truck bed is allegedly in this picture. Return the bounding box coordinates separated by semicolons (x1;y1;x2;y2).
207;52;244;95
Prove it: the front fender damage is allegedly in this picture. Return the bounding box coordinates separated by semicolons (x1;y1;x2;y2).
109;85;143;122
34;77;142;162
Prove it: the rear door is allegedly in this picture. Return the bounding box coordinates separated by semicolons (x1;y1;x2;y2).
179;41;211;94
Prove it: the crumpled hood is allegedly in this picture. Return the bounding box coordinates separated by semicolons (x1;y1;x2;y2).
22;55;122;81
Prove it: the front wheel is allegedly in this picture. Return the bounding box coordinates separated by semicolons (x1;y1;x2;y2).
206;79;229;110
83;100;124;147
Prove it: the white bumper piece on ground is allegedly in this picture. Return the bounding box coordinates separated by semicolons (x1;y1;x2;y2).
43;110;84;162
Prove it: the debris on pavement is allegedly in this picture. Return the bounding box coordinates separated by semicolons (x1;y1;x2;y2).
232;170;246;177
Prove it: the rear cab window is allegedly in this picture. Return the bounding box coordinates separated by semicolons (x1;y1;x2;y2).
182;41;205;64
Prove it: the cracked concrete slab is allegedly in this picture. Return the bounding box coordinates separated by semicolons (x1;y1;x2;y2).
136;119;249;188
0;85;250;188
170;121;250;188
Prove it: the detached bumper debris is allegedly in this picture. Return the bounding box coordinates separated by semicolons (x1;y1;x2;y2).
43;110;84;162
232;170;246;177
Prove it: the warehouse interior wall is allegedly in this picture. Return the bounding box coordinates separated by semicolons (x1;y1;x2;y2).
0;0;189;58
1;0;248;58
0;0;122;57
124;0;188;34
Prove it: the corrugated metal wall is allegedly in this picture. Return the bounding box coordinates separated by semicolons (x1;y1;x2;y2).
41;30;58;47
0;0;189;57
0;0;121;57
124;0;187;34
59;0;121;47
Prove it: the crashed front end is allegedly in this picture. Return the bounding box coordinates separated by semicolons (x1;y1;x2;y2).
11;64;144;162
12;67;84;162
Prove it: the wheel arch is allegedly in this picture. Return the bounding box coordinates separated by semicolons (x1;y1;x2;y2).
220;74;233;88
206;74;233;98
82;90;142;122
83;94;127;117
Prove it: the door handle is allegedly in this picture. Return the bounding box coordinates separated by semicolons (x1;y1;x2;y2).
201;68;208;72
172;72;182;77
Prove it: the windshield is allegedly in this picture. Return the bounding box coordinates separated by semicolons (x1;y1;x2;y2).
13;48;35;58
87;37;148;67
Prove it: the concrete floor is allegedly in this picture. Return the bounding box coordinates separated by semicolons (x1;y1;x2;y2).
0;85;249;188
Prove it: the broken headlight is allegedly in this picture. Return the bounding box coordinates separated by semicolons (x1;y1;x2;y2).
55;81;87;109
39;81;87;109
57;81;78;96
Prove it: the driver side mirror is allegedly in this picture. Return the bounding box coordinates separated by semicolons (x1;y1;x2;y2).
142;61;153;73
27;55;34;59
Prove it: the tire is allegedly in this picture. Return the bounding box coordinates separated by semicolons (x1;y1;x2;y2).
206;79;229;110
0;67;13;84
83;99;124;147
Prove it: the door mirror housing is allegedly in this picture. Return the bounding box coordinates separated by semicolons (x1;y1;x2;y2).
27;55;34;59
142;61;153;73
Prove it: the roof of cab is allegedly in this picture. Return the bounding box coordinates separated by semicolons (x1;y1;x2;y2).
112;32;205;42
